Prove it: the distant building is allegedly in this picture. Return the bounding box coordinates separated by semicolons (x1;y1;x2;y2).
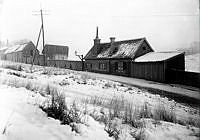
0;47;8;60
3;41;39;64
42;44;69;61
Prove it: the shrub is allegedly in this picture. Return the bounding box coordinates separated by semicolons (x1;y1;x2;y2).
40;88;67;120
2;63;22;71
104;118;122;140
139;102;152;118
153;102;176;123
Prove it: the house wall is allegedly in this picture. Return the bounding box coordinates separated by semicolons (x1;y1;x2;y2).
85;59;131;76
110;59;131;76
47;60;83;71
85;59;110;73
165;53;185;82
165;53;185;71
131;62;165;82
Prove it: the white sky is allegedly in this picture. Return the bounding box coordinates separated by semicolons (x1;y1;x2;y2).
0;0;199;60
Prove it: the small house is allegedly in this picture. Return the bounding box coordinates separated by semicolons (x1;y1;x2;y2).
84;27;154;76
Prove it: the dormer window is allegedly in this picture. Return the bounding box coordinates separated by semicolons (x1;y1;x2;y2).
113;47;118;54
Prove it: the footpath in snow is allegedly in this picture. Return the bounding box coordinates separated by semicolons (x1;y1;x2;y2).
79;71;200;104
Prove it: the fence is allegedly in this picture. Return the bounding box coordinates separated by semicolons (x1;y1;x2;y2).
166;69;200;88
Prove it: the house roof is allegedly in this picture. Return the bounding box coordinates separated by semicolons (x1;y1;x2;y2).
0;47;8;51
43;44;69;55
84;38;147;59
134;52;184;62
4;41;34;54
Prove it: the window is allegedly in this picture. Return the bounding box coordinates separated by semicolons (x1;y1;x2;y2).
115;62;118;70
99;63;107;70
30;50;33;56
115;62;126;72
118;62;123;72
86;63;92;69
142;46;146;50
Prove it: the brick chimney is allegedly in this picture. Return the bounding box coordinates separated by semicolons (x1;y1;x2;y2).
93;27;101;55
110;37;115;44
109;37;116;55
94;27;101;45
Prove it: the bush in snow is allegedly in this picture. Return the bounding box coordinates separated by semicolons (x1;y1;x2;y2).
61;101;82;125
40;87;67;120
2;63;22;71
139;102;152;118
153;101;176;123
104;118;122;140
40;87;83;127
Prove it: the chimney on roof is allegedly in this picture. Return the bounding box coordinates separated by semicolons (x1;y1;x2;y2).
110;37;115;43
109;37;116;55
94;26;101;45
93;26;101;55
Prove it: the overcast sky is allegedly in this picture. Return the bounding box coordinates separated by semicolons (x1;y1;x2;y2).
0;0;199;59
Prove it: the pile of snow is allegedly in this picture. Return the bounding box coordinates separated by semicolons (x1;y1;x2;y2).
185;53;200;73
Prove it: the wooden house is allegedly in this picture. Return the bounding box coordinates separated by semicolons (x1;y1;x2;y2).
84;27;154;76
4;41;39;64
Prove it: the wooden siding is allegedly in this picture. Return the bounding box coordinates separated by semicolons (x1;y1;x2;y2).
166;69;200;88
165;53;185;71
131;62;165;82
85;59;110;73
110;60;131;76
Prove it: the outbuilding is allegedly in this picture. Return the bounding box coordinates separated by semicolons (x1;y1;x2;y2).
132;52;185;82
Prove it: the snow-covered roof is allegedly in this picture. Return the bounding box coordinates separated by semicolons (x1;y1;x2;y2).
135;52;183;62
0;47;8;51
85;38;151;59
4;42;30;54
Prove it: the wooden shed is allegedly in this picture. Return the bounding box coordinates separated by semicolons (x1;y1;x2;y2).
131;52;185;82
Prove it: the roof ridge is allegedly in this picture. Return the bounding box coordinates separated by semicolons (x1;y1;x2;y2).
154;51;183;53
99;37;145;44
45;44;68;47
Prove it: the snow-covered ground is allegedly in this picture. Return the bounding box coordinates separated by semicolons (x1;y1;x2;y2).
185;53;200;73
0;61;199;140
0;85;112;140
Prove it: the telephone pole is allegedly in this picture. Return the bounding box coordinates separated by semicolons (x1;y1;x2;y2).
32;8;50;67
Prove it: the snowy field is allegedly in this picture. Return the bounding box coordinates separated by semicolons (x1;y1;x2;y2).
0;61;199;140
185;53;200;73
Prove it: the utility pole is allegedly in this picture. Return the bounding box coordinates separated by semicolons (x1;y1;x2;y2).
32;8;50;68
